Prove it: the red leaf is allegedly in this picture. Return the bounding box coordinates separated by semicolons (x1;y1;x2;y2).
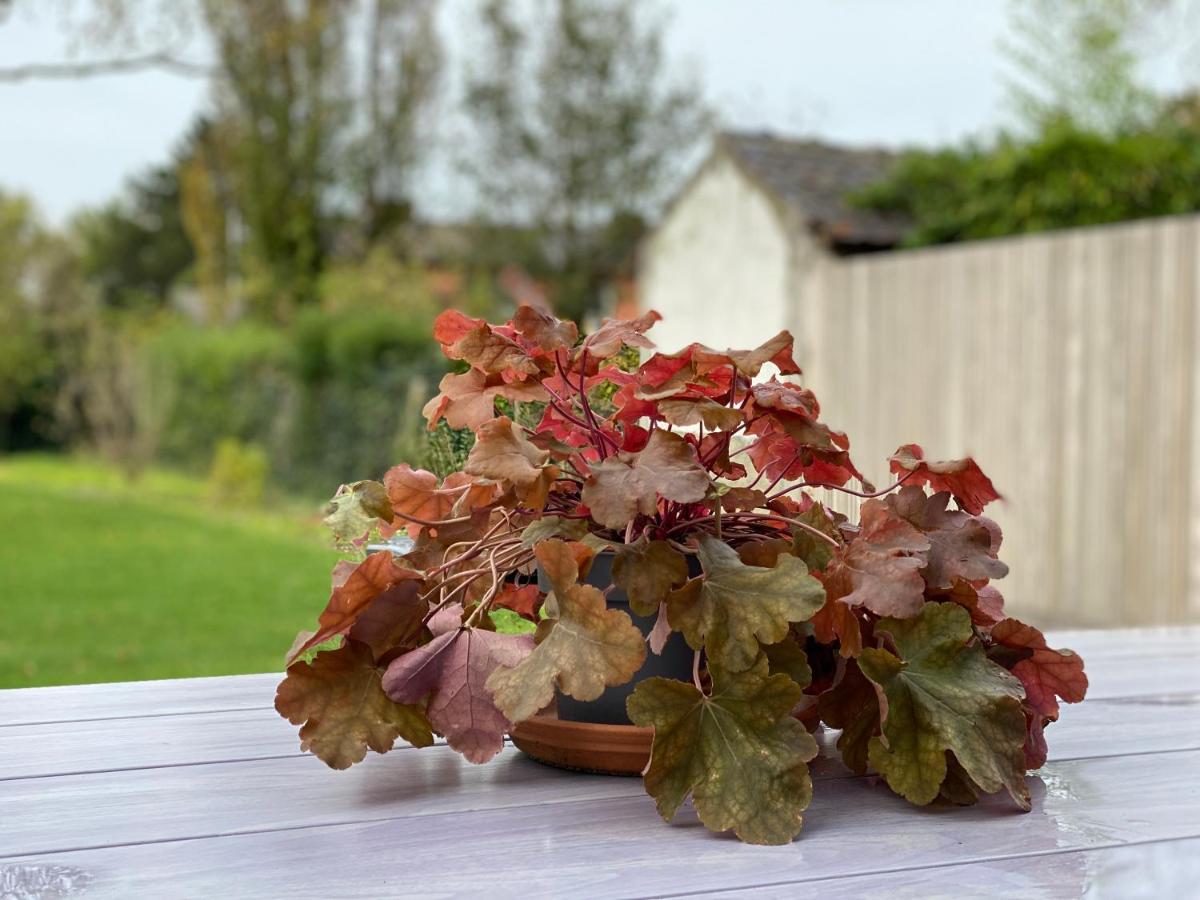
612;382;660;423
990;618;1088;768
747;379;821;420
935;580;1006;627
829;499;930;618
636;348;736;400
639;333;801;400
433;309;485;349
383;626;534;764
746;418;861;487
887;487;1009;590
292;554;424;661
511;305;578;351
581;430;710;529
346;580;429;661
698;433;747;479
889;444;1001;515
385;464;497;537
811;573;865;657
422;369;548;431
494;583;541;618
580;310;661;359
621;424;651;453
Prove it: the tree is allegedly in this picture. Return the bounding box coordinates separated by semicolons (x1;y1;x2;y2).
852;119;1200;247
72;161;195;311
462;0;709;321
851;0;1200;247
200;0;352;315
0;194;51;435
355;0;442;242
9;0;445;320
1002;0;1159;134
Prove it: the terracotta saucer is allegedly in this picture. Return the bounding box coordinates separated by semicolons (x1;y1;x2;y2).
509;714;652;776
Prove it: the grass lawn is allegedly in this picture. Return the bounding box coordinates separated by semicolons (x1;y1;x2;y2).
0;454;340;688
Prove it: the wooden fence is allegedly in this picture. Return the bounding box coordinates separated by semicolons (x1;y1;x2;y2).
795;214;1200;627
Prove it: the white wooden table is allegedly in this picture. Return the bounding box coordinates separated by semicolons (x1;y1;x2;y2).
2;627;1198;899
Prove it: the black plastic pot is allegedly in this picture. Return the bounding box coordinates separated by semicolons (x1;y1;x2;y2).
539;550;698;725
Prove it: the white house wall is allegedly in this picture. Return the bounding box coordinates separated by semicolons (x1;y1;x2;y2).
641;155;794;353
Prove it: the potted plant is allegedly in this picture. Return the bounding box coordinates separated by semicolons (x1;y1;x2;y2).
276;305;1088;845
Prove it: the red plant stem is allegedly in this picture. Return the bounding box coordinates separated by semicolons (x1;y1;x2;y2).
425;517;516;576
392;509;475;529
733;512;841;547
761;454;801;496
543;394;595;433
575;350;612;460
549;358;621;456
692;650;704;692
667;511;840;548
767;468;918;501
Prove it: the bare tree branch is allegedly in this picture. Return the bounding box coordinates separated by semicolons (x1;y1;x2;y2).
0;51;211;83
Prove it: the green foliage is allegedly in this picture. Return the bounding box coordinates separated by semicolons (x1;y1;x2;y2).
207;437;269;507
0;193;51;421
73;163;195;310
137;322;291;470
420;419;476;479
132;310;446;494
853;118;1200;247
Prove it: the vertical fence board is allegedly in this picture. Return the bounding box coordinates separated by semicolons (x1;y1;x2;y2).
795;215;1200;626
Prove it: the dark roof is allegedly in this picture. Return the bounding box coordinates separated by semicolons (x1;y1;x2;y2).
718;132;909;249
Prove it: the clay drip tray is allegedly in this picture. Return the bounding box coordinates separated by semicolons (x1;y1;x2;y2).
509;714;652;776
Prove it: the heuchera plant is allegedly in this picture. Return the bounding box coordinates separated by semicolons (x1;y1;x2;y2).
276;305;1088;845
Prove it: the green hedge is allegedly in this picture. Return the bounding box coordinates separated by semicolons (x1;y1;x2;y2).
136;310;447;497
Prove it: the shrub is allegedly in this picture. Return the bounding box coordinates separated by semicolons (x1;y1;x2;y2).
207;437;269;507
136;323;290;471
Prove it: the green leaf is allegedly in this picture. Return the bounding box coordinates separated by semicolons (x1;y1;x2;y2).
627;655;818;845
486;542;646;723
612;537;690;616
667;534;825;672
858;603;1029;808
762;637;812;689
790;503;841;572
322;480;391;550
275;639;434;769
520;516;589;547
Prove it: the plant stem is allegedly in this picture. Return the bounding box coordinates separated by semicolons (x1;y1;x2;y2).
768;468;918;501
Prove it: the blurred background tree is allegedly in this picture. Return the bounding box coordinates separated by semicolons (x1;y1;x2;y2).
0;0;709;494
853;0;1200;247
462;0;709;320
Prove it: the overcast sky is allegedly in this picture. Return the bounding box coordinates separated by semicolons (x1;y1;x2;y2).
0;0;1194;224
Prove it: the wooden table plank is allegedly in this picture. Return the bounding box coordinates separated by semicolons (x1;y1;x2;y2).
0;673;280;727
0;626;1194;896
681;836;1200;899
0;624;1188;733
0;708;302;780
1;626;1192;727
3;690;1198;860
1;683;1195;784
5;750;1198;899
